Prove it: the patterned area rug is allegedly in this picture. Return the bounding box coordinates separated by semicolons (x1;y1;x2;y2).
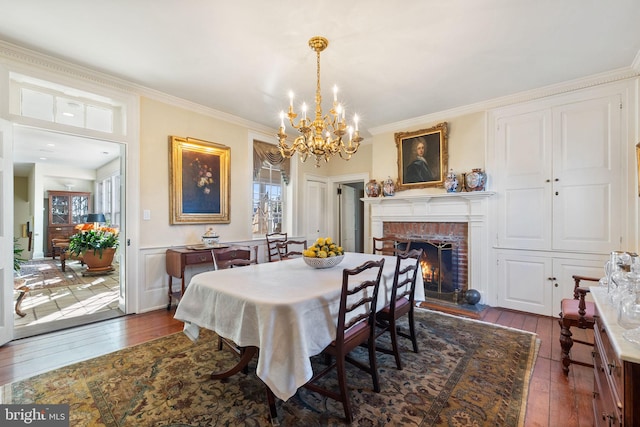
16;259;82;291
1;309;538;426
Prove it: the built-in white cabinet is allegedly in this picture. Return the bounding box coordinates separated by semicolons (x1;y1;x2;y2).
491;83;629;315
496;250;606;316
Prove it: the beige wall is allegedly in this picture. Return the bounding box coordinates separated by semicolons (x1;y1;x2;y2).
139;97;255;247
139;95;489;250
371;112;487;193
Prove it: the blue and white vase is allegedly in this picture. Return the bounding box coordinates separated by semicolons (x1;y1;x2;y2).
444;169;458;193
382;177;395;197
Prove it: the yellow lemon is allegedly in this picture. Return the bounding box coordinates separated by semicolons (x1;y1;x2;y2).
325;237;333;245
318;250;328;258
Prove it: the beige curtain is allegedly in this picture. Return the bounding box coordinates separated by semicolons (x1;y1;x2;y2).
253;140;290;185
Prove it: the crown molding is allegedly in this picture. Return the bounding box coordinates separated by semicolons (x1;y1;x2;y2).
368;66;640;135
0;40;275;135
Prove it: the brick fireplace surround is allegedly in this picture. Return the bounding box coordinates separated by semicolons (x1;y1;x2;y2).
364;191;495;305
383;221;468;294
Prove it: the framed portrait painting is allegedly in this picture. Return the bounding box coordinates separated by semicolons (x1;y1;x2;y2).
395;122;448;191
169;136;230;224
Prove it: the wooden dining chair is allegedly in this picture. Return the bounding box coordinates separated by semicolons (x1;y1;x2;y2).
299;258;385;423
372;236;411;256
265;232;287;262
212;245;257;270
275;239;307;260
212;245;258;356
373;248;423;370
558;274;599;375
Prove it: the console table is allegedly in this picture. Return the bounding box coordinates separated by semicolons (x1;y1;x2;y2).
166;246;228;310
591;288;640;426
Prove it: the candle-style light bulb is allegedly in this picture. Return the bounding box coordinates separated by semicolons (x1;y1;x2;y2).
279;111;285;129
288;91;294;107
302;102;307;120
333;85;338;102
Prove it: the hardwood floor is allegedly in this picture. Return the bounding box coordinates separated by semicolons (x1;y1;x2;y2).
0;306;594;426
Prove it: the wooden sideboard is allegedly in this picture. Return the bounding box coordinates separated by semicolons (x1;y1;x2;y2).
591;288;640;426
166;246;228;310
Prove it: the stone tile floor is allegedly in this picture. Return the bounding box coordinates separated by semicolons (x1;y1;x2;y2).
13;260;122;334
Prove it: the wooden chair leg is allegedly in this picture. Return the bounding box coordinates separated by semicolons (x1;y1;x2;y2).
388;320;402;370
559;319;574;375
335;356;353;423
265;386;279;425
407;310;419;353
15;286;29;317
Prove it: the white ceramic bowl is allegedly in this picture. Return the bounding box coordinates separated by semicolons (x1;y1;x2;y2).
303;254;344;269
202;235;220;247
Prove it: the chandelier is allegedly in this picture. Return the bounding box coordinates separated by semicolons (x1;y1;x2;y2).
277;36;362;167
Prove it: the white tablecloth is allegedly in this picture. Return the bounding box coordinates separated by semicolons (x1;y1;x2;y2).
173;252;425;401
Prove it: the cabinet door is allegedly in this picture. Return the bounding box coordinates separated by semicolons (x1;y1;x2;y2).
50;194;70;224
496;109;553;250
552;94;622;253
71;194;89;224
497;251;553;316
497;251;606;315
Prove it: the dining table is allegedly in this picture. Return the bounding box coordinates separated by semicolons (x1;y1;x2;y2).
173;251;425;403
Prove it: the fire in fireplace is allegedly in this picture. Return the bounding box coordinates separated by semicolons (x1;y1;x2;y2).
383;221;468;303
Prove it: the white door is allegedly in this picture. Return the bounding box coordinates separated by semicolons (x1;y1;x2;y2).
305;179;327;242
552;94;622;253
0;119;14;345
340;185;356;251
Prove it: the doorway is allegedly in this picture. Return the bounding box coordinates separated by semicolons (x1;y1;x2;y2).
13;126;126;338
336;181;365;253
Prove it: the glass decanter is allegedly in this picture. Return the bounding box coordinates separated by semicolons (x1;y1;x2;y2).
618;260;640;329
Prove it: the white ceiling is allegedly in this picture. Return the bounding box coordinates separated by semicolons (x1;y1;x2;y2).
2;0;640;168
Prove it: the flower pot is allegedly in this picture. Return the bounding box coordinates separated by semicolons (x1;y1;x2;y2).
82;247;116;275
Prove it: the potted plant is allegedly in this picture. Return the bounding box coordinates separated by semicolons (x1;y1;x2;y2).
14;238;26;273
68;223;119;273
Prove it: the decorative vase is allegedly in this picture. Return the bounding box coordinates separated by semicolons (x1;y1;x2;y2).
444;169;458;193
465;168;487;191
82;247;116;275
365;179;381;197
382;177;395;197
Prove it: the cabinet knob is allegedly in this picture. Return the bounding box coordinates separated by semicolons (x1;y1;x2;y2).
607;361;616;375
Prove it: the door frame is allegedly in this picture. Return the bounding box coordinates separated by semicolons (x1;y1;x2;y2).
328;173;369;252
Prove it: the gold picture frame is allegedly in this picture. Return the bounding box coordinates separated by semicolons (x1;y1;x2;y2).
395;122;448;191
169;136;230;224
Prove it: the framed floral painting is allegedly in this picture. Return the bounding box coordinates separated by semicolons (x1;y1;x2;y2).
395;122;448;191
169;136;230;224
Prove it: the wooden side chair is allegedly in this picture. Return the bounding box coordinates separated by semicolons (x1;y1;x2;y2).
372;236;411;256
374;248;423;370
275;239;307;261
265;232;287;262
212;245;257;270
558;274;600;375
298;258;386;422
212;245;258;356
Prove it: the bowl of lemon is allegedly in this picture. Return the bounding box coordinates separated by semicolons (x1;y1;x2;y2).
302;237;345;269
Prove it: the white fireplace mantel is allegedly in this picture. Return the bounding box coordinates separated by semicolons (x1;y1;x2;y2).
363;191;496;305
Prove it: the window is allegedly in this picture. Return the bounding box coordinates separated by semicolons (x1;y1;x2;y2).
252;141;290;237
96;174;121;226
11;72;120;136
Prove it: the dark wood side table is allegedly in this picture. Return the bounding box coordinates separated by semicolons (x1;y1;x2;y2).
166;246;228;310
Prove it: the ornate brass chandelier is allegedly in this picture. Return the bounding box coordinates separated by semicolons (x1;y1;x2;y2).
277;36;362;167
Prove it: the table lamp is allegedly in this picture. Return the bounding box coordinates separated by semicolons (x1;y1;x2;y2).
86;213;106;229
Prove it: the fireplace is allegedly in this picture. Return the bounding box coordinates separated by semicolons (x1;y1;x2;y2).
365;192;494;306
384;222;468;302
